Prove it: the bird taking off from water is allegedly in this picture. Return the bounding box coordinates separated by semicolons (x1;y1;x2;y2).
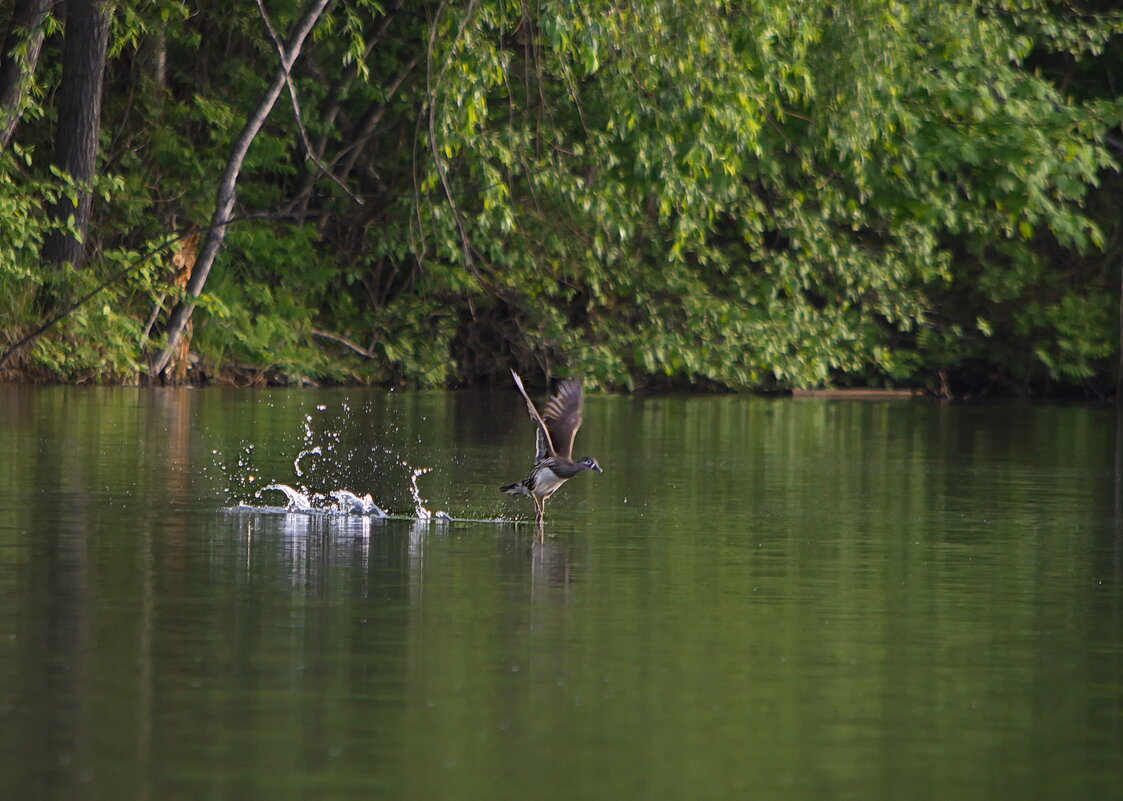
500;370;602;525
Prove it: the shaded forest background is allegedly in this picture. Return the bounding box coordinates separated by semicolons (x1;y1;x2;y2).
1;0;1122;396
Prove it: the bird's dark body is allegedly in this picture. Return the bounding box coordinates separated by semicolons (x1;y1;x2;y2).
501;372;602;523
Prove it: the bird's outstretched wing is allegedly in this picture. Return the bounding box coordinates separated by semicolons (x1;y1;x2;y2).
511;369;556;459
542;378;584;460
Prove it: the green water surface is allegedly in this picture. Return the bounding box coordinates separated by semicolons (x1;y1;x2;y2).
0;386;1120;800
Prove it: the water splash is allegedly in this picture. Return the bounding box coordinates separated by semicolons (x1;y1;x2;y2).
293;446;322;478
218;401;484;523
405;464;451;521
408;465;432;519
262;483;313;510
329;489;387;518
252;480;452;521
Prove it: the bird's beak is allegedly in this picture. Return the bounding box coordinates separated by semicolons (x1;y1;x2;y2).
593;464;603;473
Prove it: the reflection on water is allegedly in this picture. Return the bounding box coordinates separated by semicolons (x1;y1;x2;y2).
0;386;1121;801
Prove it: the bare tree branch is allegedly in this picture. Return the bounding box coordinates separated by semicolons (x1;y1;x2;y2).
334;53;419;180
255;0;362;205
288;50;419;219
311;327;377;359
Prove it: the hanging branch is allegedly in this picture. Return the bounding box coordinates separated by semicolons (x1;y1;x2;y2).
424;0;479;271
148;0;335;380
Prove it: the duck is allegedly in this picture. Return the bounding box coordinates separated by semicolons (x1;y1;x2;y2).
500;369;602;524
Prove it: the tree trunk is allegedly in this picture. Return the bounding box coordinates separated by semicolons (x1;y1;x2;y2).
148;28;167;91
41;0;110;270
148;0;335;381
1118;248;1123;403
0;0;51;149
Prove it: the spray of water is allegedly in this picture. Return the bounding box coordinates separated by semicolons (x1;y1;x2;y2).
404;465;451;521
220;401;457;520
329;490;387;517
293;446;322;478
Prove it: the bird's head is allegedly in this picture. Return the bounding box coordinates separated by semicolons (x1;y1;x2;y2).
577;456;603;473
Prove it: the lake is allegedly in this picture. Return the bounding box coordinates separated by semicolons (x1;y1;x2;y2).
0;385;1120;800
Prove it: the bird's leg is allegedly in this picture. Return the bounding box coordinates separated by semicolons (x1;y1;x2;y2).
532;495;544;525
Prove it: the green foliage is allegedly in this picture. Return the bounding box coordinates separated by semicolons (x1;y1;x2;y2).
0;146;140;380
395;0;1122;392
0;146;52;348
1;0;1121;393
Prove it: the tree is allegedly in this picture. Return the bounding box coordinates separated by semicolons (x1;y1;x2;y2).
2;0;1121;394
0;0;51;149
148;0;336;380
41;0;110;271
